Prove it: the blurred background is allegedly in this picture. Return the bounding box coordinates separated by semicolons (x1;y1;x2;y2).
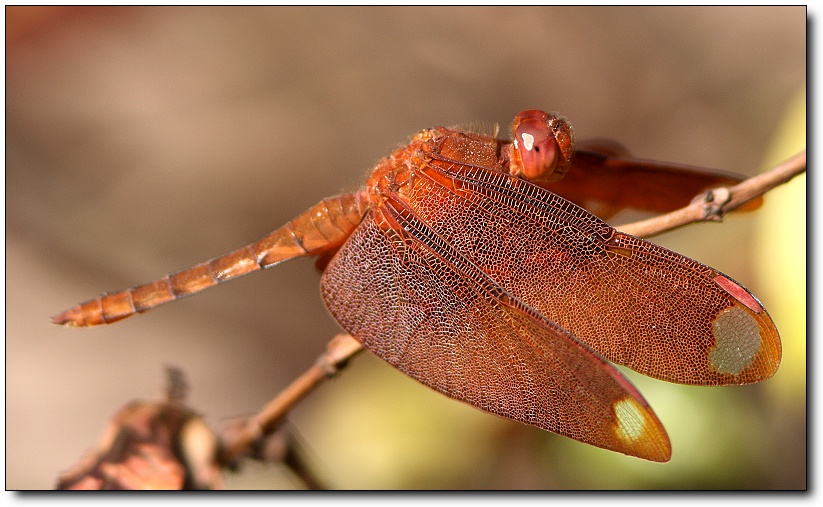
6;6;805;489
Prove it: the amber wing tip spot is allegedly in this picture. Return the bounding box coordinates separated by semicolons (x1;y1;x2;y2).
613;397;671;462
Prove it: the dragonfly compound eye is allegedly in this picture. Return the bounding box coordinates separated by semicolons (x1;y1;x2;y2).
515;118;561;182
512;110;574;184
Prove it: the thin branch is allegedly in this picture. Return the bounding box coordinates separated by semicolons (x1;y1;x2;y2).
619;150;806;238
214;150;807;467
219;334;364;465
58;150;806;489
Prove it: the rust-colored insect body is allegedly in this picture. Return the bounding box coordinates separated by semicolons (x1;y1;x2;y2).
54;110;781;462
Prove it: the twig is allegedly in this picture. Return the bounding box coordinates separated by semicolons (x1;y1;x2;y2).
219;334;364;465
278;429;326;490
215;150;806;467
619;150;806;238
58;150;805;488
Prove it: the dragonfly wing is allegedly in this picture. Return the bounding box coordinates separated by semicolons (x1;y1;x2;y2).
408;160;780;385
546;144;762;218
320;204;671;462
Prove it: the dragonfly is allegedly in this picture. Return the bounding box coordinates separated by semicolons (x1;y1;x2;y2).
53;110;781;462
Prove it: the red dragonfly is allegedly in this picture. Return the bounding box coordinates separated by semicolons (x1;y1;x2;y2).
53;110;781;462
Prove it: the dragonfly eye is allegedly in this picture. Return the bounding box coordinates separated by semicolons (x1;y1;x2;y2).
512;110;574;183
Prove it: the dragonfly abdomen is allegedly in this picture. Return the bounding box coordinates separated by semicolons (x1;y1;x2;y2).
52;192;369;327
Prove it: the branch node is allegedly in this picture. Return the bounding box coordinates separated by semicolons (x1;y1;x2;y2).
317;334;364;377
700;187;732;222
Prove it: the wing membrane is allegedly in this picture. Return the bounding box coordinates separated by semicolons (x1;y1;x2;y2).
409;159;780;385
321;204;671;461
544;143;762;218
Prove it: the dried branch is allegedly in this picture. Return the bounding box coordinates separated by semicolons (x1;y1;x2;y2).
56;367;223;490
57;338;364;491
619;150;806;238
219;334;364;466
214;152;807;469
57;150;804;489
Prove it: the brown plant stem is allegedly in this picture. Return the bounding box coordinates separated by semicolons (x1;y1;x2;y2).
215;150;805;472
219;334;364;465
619;150;806;238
